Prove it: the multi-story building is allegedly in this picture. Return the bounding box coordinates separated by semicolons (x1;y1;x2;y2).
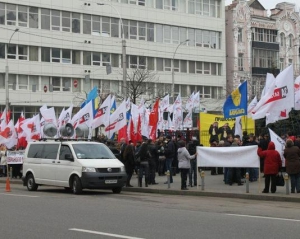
226;0;300;98
0;0;226;122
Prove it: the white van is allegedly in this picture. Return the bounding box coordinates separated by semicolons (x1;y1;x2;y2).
22;141;127;194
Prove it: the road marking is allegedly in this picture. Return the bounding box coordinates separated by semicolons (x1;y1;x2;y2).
0;193;39;198
69;228;145;239
227;214;300;222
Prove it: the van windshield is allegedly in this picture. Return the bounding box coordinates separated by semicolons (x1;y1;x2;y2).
72;144;116;159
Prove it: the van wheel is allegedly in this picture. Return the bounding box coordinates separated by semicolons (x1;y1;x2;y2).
72;176;82;194
26;174;38;191
112;187;122;194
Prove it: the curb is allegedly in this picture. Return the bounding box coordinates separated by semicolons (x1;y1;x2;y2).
1;180;299;203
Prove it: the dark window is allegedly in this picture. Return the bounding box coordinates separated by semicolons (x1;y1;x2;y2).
59;145;73;160
41;144;59;159
27;144;43;158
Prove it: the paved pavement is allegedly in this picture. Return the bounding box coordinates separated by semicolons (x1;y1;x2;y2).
1;170;300;202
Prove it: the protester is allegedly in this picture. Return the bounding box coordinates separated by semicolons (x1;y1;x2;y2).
226;138;243;186
258;134;270;173
257;141;282;193
123;142;135;187
136;137;150;187
219;123;232;141
148;139;159;185
119;138;127;164
164;135;175;184
187;137;198;187
177;140;197;190
157;140;165;176
283;139;300;193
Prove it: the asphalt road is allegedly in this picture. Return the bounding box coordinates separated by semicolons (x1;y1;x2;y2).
1;184;300;239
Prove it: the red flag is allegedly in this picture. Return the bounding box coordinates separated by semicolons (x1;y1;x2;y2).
117;125;127;143
149;99;159;140
136;115;142;143
129;118;136;144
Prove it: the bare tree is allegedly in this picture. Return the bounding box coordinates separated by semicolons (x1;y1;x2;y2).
124;68;159;104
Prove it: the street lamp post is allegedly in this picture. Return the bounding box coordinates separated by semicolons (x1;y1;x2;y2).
172;39;189;103
97;3;127;99
5;28;19;112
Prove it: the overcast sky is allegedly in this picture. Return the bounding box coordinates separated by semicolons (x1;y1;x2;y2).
225;0;299;11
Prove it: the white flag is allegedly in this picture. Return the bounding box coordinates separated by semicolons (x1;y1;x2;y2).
294;76;300;110
173;94;183;130
185;92;194;112
234;116;242;137
21;114;41;142
92;95;112;129
72;101;94;129
193;91;200;109
105;100;127;136
183;110;193;128
0;120;18;149
260;73;275;99
0;107;7;131
40;106;57;127
252;65;294;122
160;94;169;111
269;128;286;167
247;96;258;116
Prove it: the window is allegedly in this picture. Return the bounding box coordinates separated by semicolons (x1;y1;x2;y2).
189;61;195;73
163;25;171;43
147;57;154;70
288;59;292;66
238;53;243;71
180;60;187;73
72;13;80;33
7;44;16;59
72;50;81;64
111;54;119;67
156;24;163;42
83;14;91;34
139;56;146;69
51;10;60;31
7;4;16;25
203;0;209;16
122;20;129;39
0;43;5;58
29;7;38;28
172;27;179;44
204;62;210;74
92;52;101;66
63;78;71;91
18;5;28;27
18;45;28;60
188;29;195;46
41;47;50;62
8;74;16;90
62;49;71;63
138;0;146;6
180;27;187;42
288;34;293;48
138;22;146;40
29;75;39;91
130;55;138;68
62;11;71;32
188;0;195;14
59;145;73;160
52;77;61;91
130;20;137;39
280;33;285;47
196;30;202;47
156;0;163;9
83;51;91;65
102;17;110;37
0;3;5;25
164;59;171;71
51;48;60;62
92;15;100;35
173;59;179;72
147;23;154;41
156;58;163;71
41;9;50;30
18;75;28;90
196;62;202;74
111;18;119;38
238;28;242;42
211;63;217;75
202;30;210;47
102;53;111;66
279;58;284;71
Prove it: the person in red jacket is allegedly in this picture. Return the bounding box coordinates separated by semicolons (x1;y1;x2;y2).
257;141;282;193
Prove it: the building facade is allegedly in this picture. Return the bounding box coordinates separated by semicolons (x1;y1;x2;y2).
0;0;226;122
226;0;300;99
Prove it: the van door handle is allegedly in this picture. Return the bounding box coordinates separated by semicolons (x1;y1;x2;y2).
52;161;55;163
57;161;60;163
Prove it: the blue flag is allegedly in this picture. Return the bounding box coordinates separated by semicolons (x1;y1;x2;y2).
223;81;247;118
81;87;99;116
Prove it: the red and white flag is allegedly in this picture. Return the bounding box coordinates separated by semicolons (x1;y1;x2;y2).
247;96;258;116
0;108;8;131
183;110;193;128
21;114;41;142
185;92;194;112
92;94;112;129
0;120;18;149
72;101;93;129
294;76;300;110
252;65;294;123
193;91;200;109
15;112;27;149
58;105;73;128
105;100;127;136
260;73;275;99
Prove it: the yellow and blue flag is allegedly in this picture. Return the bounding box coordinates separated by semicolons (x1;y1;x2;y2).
223;81;247;118
81;87;99;117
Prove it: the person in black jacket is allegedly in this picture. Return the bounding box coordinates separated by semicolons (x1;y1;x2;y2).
119;138;127;164
137;137;150;187
187;138;199;187
148;139;159;185
123;143;135;187
164;135;175;184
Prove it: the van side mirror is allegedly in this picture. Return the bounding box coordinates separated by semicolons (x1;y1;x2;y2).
65;154;74;161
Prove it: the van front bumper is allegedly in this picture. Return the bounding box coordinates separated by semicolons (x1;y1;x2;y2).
80;172;127;189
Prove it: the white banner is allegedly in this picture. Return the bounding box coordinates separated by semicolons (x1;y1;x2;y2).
6;150;25;164
197;146;259;168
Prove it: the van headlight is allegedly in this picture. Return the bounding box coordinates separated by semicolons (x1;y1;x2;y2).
82;167;96;173
120;166;125;172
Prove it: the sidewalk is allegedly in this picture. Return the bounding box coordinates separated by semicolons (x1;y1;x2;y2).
1;172;300;203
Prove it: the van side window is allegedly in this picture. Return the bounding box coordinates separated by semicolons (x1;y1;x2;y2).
59;145;73;160
27;145;43;158
41;144;59;159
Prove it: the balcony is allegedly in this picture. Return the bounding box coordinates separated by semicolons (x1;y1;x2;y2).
252;41;279;51
252;67;280;76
